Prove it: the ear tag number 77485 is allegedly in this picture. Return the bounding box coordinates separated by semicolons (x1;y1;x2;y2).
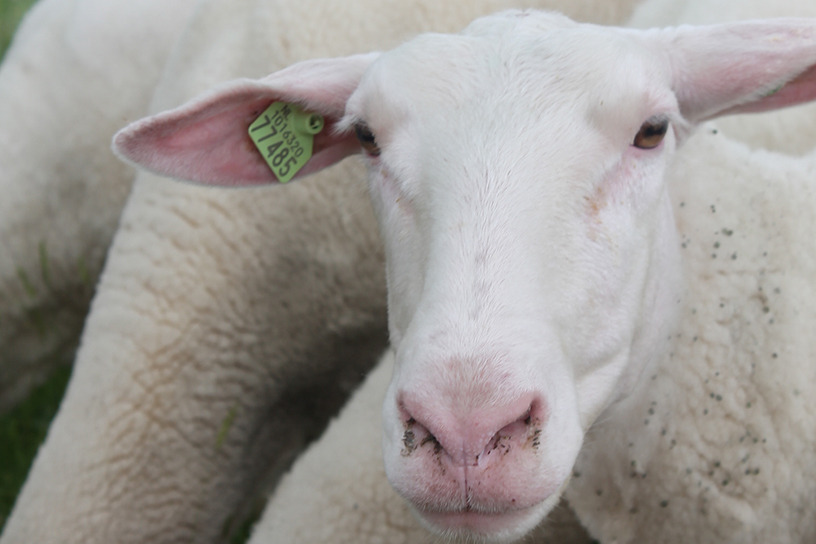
248;102;324;183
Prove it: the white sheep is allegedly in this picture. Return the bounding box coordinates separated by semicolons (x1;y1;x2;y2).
248;1;816;542
0;1;642;542
0;0;199;413
112;8;816;544
255;126;816;544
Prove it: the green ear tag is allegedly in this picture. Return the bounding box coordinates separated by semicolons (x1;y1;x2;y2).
248;102;325;183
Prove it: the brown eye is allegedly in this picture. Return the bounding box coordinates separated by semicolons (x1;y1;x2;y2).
354;122;381;156
633;118;669;149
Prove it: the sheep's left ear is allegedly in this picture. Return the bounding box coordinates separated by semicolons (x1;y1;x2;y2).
113;52;379;186
660;19;816;123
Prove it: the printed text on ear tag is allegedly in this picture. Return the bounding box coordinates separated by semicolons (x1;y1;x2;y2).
248;102;324;183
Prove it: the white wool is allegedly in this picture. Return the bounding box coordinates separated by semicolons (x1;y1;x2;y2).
566;126;816;543
0;1;641;543
0;0;199;413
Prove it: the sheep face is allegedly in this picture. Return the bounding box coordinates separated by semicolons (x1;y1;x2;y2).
113;8;816;543
342;14;684;540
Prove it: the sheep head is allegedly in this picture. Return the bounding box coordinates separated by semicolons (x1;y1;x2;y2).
114;10;816;542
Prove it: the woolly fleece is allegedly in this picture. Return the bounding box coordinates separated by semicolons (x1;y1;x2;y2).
0;0;199;413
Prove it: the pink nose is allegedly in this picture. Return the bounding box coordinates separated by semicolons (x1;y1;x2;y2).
398;392;545;467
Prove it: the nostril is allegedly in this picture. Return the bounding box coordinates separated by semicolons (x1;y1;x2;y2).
500;410;531;438
398;393;547;464
480;398;547;461
399;402;441;457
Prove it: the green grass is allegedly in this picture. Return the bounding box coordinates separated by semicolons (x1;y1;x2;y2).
0;365;71;529
0;0;37;62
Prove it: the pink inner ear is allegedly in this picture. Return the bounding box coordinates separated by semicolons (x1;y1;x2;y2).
114;81;360;186
665;19;816;124
719;64;816;116
294;131;362;180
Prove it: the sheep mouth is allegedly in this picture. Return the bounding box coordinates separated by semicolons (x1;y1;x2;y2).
404;473;572;540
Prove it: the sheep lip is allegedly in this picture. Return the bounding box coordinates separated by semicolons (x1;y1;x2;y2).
419;504;538;535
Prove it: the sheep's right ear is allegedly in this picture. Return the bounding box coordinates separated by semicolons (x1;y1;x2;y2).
112;52;379;187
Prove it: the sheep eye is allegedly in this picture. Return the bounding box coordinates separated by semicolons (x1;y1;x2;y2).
354;123;381;156
633;118;669;149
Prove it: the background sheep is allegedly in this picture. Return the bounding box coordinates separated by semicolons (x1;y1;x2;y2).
0;0;199;414
0;0;642;542
111;6;816;544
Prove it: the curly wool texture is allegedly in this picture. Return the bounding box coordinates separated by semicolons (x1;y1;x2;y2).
0;0;200;414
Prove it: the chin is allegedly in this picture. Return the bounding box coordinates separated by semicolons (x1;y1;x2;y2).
410;494;560;543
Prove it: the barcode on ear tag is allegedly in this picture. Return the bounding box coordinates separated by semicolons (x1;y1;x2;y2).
248;102;324;183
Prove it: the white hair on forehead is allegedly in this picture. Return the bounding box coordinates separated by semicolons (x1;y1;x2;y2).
342;9;666;144
460;8;578;39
